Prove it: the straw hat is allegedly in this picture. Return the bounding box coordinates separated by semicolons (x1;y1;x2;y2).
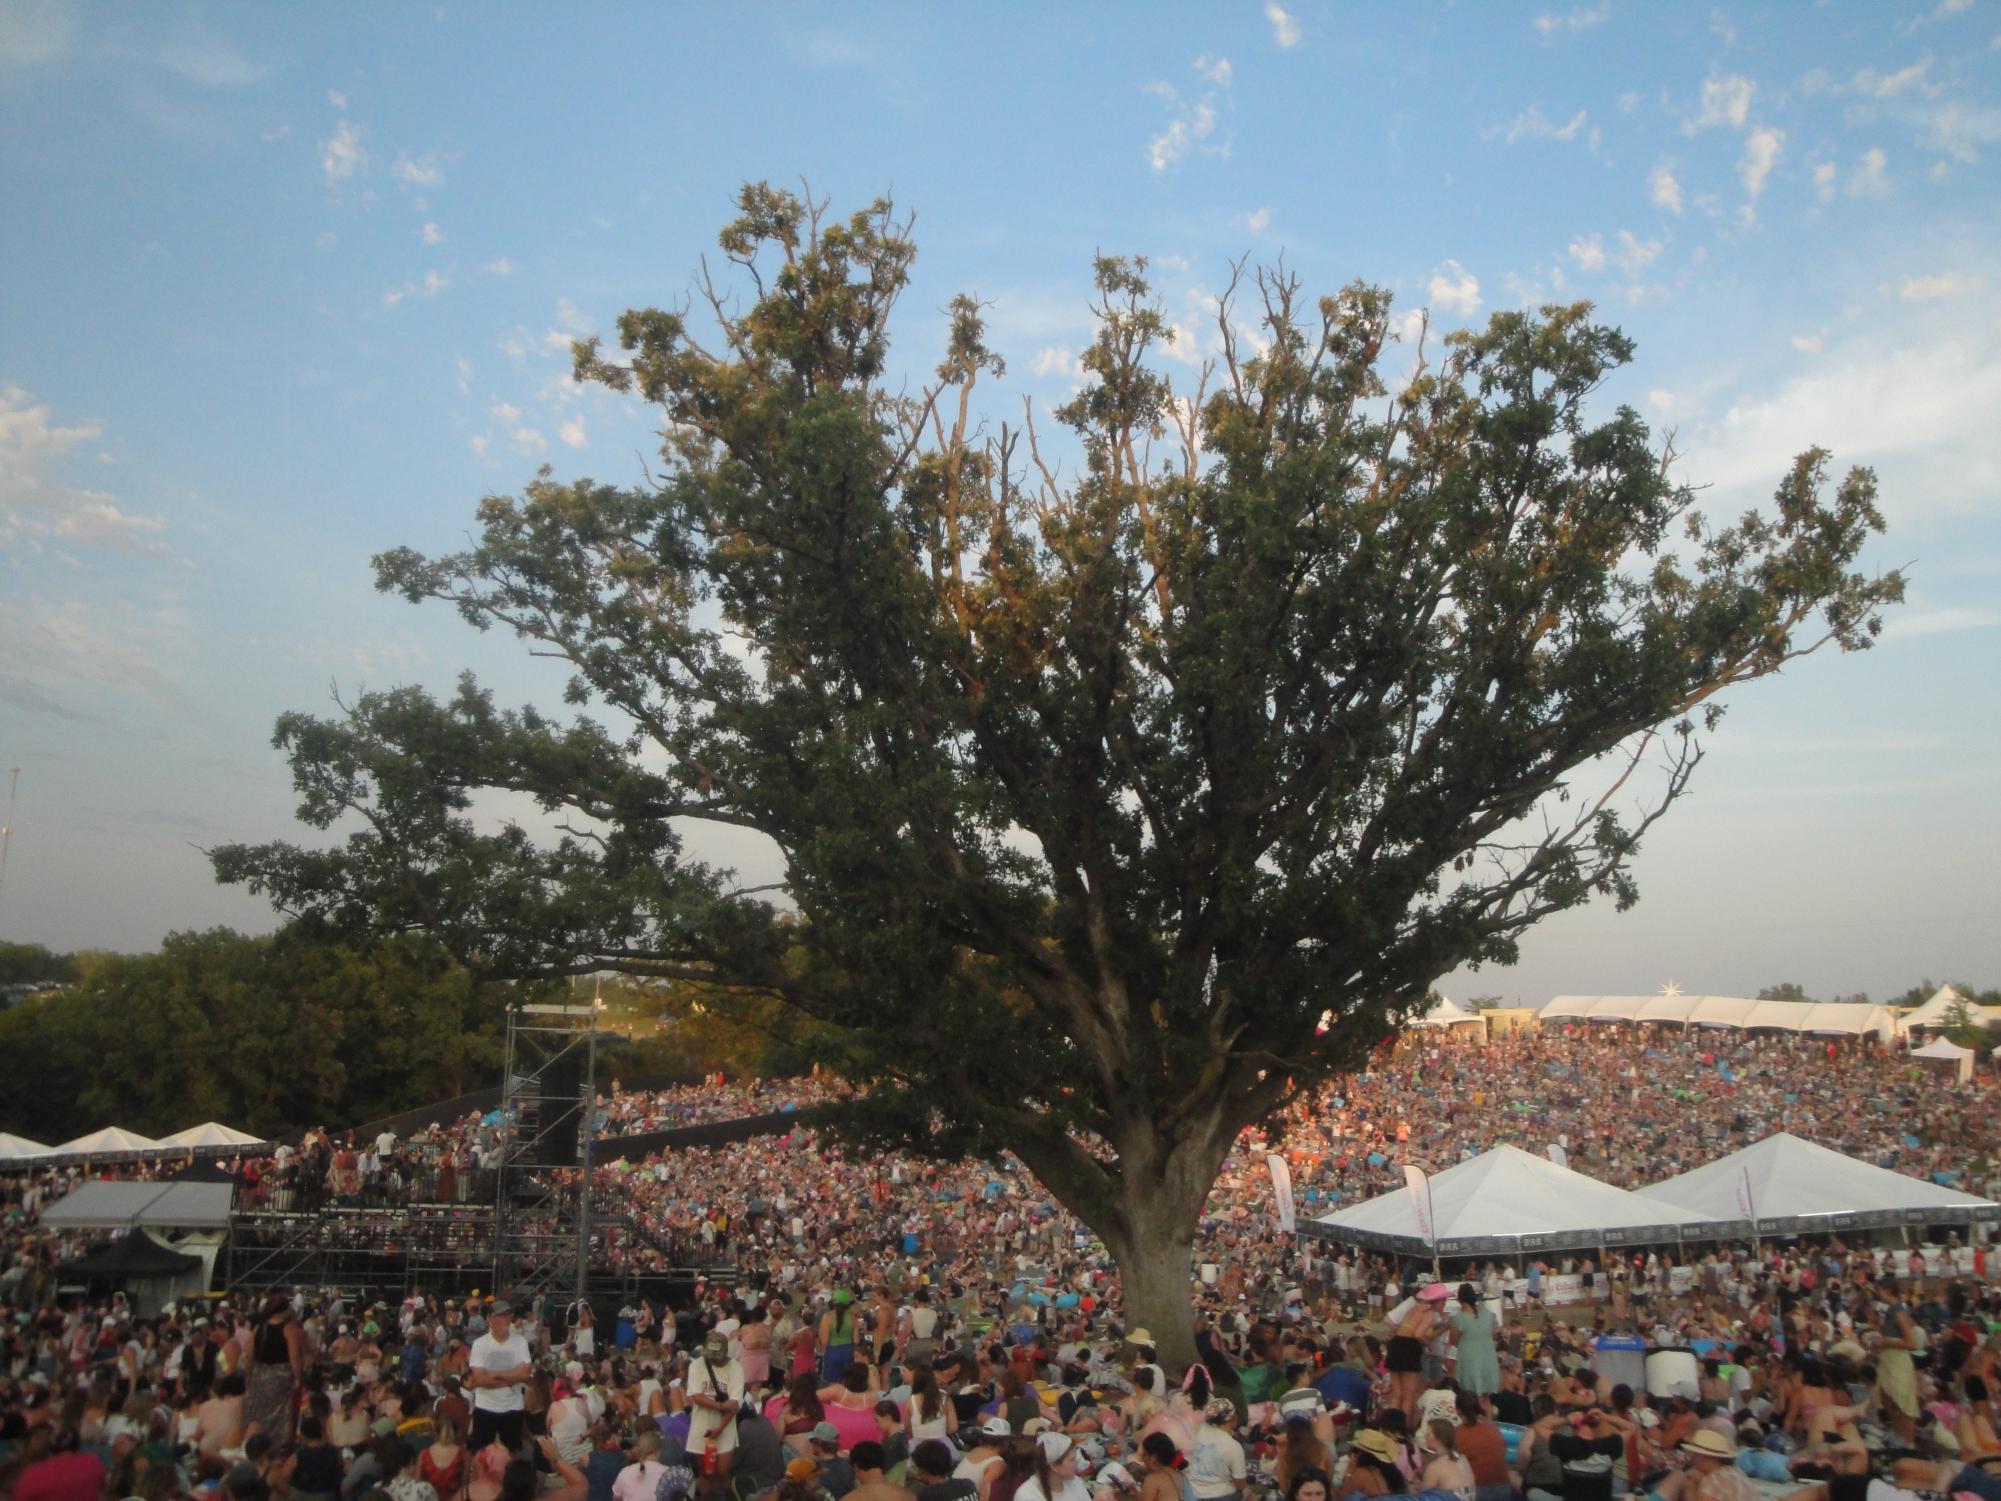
1350;1430;1398;1465
1681;1431;1737;1461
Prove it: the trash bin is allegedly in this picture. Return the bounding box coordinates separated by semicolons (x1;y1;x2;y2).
1646;1348;1700;1398
1594;1334;1647;1395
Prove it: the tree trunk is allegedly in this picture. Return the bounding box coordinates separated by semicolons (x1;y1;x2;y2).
1103;1181;1204;1376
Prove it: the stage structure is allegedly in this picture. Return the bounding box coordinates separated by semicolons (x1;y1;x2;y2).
493;1001;600;1308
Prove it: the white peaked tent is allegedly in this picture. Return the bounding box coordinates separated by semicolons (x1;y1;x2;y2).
1309;1144;1713;1255
0;1132;51;1164
1407;996;1489;1038
48;1126;162;1160
1909;1036;1976;1084
1641;1132;2000;1233
158;1122;266;1152
1898;985;1971;1033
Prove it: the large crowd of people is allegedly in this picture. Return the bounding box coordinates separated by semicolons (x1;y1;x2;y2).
3;1022;1999;1501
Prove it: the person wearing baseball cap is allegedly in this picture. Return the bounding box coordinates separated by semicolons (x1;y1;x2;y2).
688;1328;745;1484
466;1298;533;1452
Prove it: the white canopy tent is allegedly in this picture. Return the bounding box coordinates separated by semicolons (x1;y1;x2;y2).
48;1126;162;1161
1540;995;1896;1038
1640;1132;1999;1235
1308;1144;1714;1256
0;1132;50;1164
1406;996;1489;1038
157;1122;267;1152
1910;1036;1976;1084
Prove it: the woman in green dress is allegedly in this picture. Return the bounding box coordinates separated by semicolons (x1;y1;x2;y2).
1448;1285;1499;1403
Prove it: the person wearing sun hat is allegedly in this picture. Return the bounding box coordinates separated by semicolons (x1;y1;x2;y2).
1342;1430;1402;1497
1649;1428;1756;1501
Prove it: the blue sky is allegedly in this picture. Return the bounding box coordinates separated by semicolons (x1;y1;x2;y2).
1;0;1996;1004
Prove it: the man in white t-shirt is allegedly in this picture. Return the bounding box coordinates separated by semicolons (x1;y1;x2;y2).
686;1331;745;1479
466;1298;534;1451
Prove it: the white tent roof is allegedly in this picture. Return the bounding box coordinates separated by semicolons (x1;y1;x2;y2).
1641;1132;1999;1232
0;1132;51;1163
1910;1037;1975;1061
49;1126;162;1158
1539;995;1894;1038
1898;986;1985;1033
38;1179;234;1231
1310;1144;1712;1254
158;1122;266;1150
1408;996;1483;1028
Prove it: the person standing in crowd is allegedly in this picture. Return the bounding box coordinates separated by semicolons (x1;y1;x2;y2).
243;1294;304;1446
687;1329;745;1484
467;1299;534;1452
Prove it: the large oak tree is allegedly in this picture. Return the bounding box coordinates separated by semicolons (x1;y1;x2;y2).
215;185;1900;1368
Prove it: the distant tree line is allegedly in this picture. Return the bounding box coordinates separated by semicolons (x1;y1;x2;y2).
0;931;818;1144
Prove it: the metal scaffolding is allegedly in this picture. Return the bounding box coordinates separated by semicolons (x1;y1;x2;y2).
492;1001;600;1307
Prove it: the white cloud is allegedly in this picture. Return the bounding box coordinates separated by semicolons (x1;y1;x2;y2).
1791;332;1825;354
1535;0;1610;35
1265;2;1301;48
1921;100;2001;165
1147;95;1218;172
1490;103;1590;143
1914;0;1974;24
469;434;490;458
1850;147;1890;196
1030;346;1077;379
393;153;443;188
1247;206;1271;233
455;357;473;394
1710;7;1738;46
1898;271;1983;301
483;257;515;276
1738;125;1783;199
1692;327;2001;523
510;427;548;455
1688;72;1755;131
1882;605;2001;641
1194;53;1232;86
1813;160;1839;202
490;400;523;423
0;595;192;710
1647;389;1678;415
1851;57;1934;99
420;222;444;246
1649;163;1683;213
0;387;171;557
383;269;450;307
558;416;588;448
327;89;347;108
322;119;364;182
1428;260;1482;316
1568;233;1607;271
1612;229;1663;273
1618;89;1642;114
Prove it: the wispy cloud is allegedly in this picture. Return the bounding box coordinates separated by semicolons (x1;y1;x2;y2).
1145;59;1232;173
322;119;365;182
1247;207;1271;233
393;153;443;189
0;386;171;557
1194;53;1232;86
1488;103;1590;143
1649;163;1683;213
1898;270;1983;301
483;257;515;276
1738;125;1783;205
1686;72;1755;132
420;222;444;246
1535;1;1610;36
1265;2;1301;48
383;269;450;307
783;29;872;69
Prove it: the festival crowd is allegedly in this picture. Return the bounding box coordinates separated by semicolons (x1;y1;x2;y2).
2;1024;1998;1501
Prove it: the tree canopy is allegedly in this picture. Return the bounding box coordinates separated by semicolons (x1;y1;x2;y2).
214;183;1901;1365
